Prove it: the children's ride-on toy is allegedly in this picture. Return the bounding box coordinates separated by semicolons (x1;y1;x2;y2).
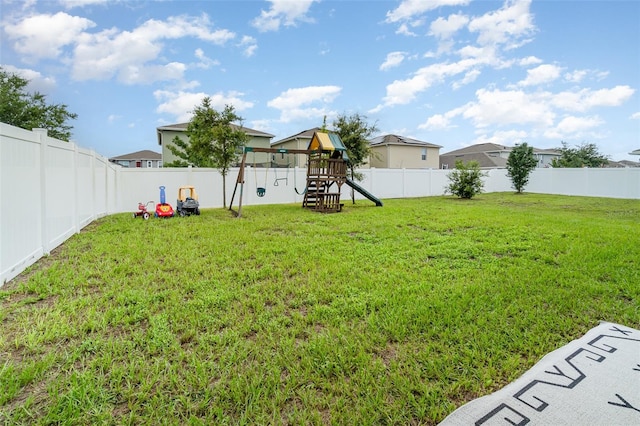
133;201;154;220
155;186;175;218
176;186;200;217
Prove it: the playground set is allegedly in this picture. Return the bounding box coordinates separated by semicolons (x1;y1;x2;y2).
229;131;382;218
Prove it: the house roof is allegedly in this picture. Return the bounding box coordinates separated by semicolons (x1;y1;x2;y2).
271;127;322;145
630;149;640;155
109;150;162;161
442;143;560;156
441;143;511;156
441;152;508;169
369;134;442;148
156;122;274;140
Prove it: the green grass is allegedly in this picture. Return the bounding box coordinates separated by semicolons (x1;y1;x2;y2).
1;193;639;425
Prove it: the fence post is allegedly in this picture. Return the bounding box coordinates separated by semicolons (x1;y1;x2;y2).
91;149;97;223
73;143;80;233
34;128;48;254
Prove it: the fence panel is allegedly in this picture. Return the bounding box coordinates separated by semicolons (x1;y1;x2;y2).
1;125;44;284
43;136;76;250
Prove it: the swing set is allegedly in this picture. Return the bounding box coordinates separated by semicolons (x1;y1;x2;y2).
229;131;378;218
230;146;312;217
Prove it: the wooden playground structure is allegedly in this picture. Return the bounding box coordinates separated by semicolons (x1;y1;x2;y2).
229;131;351;217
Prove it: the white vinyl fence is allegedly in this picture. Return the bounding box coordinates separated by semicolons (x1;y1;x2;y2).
2;123;639;285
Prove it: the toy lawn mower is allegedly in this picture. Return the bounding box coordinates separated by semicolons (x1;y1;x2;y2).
133;201;154;220
176;185;200;216
155;186;175;218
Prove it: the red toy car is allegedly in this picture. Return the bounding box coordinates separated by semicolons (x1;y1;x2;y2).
155;186;175;218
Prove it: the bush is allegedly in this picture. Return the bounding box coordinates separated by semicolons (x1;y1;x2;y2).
445;160;487;199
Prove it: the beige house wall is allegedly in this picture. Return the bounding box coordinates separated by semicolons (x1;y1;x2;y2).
371;145;440;169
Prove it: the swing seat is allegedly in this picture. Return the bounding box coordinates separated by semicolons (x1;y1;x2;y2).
257;187;266;197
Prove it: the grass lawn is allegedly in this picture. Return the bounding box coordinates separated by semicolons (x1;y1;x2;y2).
1;193;638;425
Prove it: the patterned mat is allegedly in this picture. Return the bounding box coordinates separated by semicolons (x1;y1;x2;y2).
439;322;640;425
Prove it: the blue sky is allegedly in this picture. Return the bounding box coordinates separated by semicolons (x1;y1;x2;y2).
1;0;639;161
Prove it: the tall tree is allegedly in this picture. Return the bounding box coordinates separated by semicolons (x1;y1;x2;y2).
0;67;77;141
551;142;609;168
332;113;379;203
506;142;537;193
166;98;247;208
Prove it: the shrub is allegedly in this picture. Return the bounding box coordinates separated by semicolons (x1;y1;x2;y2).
445;160;487;199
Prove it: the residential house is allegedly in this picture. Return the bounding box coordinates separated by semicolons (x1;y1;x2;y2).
270;128;321;168
109;150;162;168
156;122;275;166
368;134;442;169
439;143;561;169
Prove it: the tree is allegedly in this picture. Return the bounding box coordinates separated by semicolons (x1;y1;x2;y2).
445;160;487;199
331;113;379;203
551;142;609;168
165;98;247;208
0;67;77;141
506;142;537;193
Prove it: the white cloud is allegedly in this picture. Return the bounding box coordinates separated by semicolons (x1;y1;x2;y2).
239;36;258;57
107;114;121;123
473;129;528;146
518;64;562;86
519;56;543;66
419;114;452;130
377;58;480;108
71;14;235;83
380;52;406;71
564;69;588;83
3;12;96;60
0;64;57;93
267;85;341;123
631;112;640;120
452;69;480;89
58;0;109;8
386;0;470;23
252;0;319;32
396;23;417;37
154;90;254;122
429;13;469;40
543;115;604;139
193;48;220;69
468;0;535;49
551;86;635;112
461;88;555;128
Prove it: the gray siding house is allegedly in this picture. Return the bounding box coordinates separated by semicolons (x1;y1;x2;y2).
109;150;162;168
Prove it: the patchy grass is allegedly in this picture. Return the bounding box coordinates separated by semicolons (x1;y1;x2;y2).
1;193;639;425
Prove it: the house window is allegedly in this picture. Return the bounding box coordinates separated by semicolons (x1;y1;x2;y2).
119;160;129;167
158;161;163;168
147;160;153;168
421;148;427;161
442;164;449;169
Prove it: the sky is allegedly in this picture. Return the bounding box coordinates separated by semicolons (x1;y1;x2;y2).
1;0;639;161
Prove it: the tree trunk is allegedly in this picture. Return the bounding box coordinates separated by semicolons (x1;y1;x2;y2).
222;174;227;208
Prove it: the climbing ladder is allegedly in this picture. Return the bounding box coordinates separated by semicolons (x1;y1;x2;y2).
302;152;347;213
